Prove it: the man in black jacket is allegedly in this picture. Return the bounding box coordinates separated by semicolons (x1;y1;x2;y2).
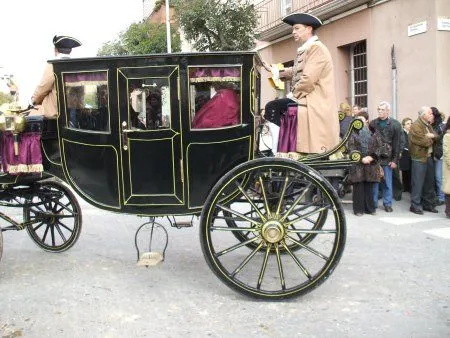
369;101;402;212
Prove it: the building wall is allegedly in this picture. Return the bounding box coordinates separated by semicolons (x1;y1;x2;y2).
257;0;450;122
370;0;436;120
318;9;370;109
436;0;450;117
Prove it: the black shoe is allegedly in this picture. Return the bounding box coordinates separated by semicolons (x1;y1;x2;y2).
384;205;393;212
437;200;445;206
423;206;439;213
410;206;424;215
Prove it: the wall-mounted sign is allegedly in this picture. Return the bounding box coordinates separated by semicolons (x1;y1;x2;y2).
437;17;450;31
408;21;427;37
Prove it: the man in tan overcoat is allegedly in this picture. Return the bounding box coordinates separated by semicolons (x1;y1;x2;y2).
31;35;81;118
263;13;339;154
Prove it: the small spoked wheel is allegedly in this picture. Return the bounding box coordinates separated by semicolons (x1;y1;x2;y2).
24;180;82;252
200;158;346;300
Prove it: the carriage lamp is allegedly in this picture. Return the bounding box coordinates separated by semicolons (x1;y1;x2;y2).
0;103;27;156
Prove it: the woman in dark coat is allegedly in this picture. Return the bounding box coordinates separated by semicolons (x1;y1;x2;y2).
431;107;445;205
347;115;383;215
399;117;412;192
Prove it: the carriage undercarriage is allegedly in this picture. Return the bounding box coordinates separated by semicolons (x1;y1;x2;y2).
0;156;356;300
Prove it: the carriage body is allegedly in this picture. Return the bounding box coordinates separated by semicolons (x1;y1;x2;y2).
41;51;261;216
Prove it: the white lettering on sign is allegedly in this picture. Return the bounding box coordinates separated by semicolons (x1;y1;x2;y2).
408;21;427;37
437;17;450;31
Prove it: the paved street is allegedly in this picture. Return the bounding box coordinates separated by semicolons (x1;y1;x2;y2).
0;192;449;337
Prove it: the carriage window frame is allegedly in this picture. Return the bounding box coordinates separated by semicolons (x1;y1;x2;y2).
126;77;172;131
188;64;242;131
62;70;111;133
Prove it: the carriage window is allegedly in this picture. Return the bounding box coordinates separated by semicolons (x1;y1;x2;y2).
63;71;109;132
127;78;171;130
189;66;241;129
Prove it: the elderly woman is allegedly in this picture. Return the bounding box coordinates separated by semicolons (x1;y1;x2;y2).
347;114;383;216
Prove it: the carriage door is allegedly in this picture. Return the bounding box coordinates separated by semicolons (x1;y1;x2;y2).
118;66;183;206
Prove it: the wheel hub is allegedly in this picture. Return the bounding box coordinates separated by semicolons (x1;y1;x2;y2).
261;220;285;243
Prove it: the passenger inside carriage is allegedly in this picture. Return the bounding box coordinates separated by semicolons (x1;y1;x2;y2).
146;92;162;129
191;82;240;129
190;66;241;129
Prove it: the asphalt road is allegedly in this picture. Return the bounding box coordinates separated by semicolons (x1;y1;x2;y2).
0;193;449;337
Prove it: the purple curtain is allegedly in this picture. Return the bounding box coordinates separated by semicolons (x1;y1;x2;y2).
63;71;107;83
277;105;298;153
2;132;43;174
190;67;240;79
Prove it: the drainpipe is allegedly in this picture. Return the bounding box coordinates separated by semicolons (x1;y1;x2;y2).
391;45;397;119
165;0;172;53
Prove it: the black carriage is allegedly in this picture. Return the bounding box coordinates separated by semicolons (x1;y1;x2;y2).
0;52;362;300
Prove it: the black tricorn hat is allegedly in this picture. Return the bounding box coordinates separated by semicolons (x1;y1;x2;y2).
282;13;322;28
53;35;82;49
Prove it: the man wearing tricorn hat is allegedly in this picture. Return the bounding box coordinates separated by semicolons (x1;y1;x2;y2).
263;13;339;154
30;35;81;118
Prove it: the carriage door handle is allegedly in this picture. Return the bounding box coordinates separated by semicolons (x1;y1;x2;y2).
121;121;129;151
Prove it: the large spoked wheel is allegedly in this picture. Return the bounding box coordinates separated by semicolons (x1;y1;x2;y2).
24;180;82;252
200;158;346;300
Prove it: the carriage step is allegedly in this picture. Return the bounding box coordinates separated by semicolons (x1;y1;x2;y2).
173;221;192;228
167;215;195;229
136;251;164;267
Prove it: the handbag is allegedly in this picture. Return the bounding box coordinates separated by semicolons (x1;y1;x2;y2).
377;165;384;180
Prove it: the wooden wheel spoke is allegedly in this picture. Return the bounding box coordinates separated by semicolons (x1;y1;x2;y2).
41;225;50;243
52;213;76;219
231;242;264;277
287;228;336;234
280;182;312;222
54;223;67;242
257;243;272;290
282;242;312;280
286;235;329;260
290;198;326;215
274;176;289;217
215;236;261;257
274;244;286;290
210;226;259;232
288;224;304;242
31;204;46;214
54;201;72;214
50;225;56;246
56;220;74;234
235;182;267;222
216;204;261;225
258;176;272;218
31;221;45;231
285;205;329;226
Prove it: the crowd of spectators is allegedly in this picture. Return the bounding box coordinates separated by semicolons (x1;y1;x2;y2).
341;101;449;219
